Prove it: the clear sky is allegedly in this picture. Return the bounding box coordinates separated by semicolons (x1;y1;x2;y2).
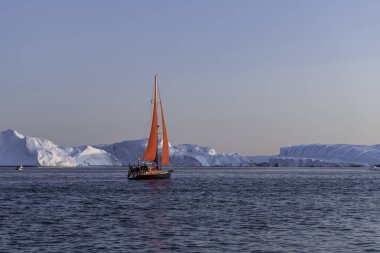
1;0;380;155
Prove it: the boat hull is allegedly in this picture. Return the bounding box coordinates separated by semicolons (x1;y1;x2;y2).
128;171;171;180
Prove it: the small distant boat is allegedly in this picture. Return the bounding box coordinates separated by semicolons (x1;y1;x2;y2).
16;165;23;171
128;76;172;180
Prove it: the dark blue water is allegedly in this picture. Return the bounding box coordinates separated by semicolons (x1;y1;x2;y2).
1;167;380;252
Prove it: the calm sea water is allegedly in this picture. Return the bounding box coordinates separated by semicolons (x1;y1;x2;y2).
1;167;380;253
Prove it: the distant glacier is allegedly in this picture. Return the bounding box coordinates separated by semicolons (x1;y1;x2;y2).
2;129;380;167
270;144;380;167
0;129;251;167
95;141;252;167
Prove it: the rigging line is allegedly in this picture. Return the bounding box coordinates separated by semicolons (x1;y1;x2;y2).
157;79;167;134
157;77;170;167
156;75;160;167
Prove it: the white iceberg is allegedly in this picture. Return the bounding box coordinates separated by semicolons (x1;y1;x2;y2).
0;129;76;167
2;129;251;167
3;129;380;168
96;140;252;167
95;139;148;166
69;145;121;166
270;144;380;167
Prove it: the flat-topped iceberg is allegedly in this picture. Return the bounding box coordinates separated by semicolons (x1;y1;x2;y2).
270;144;380;167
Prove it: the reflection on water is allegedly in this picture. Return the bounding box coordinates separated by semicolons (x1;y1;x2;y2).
1;167;380;252
136;179;172;250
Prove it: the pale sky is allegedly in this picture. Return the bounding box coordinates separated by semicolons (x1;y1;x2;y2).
1;0;380;155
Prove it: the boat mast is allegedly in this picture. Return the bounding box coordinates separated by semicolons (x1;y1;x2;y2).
155;75;160;169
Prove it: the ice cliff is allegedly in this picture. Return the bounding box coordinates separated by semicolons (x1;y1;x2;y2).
0;129;251;167
95;141;252;167
270;144;380;167
0;129;76;167
3;129;380;167
68;146;121;166
94;139;148;166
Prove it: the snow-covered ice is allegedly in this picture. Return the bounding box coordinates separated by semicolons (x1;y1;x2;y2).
0;129;76;167
69;145;121;166
3;129;378;168
270;144;380;167
96;141;252;167
0;129;252;167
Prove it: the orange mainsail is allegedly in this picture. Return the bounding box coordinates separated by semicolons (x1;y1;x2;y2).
159;90;170;165
143;77;158;162
143;76;170;166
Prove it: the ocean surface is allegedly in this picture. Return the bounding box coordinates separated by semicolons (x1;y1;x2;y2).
1;167;380;253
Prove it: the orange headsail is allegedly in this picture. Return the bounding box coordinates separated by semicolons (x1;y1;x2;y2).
143;76;158;162
159;89;170;165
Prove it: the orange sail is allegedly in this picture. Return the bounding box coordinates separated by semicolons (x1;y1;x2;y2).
143;76;158;162
159;90;170;165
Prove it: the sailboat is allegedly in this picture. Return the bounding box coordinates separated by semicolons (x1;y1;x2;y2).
128;75;173;180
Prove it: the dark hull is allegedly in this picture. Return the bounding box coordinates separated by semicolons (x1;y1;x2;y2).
128;172;171;180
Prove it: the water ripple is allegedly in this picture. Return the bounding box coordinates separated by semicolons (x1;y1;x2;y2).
1;167;380;252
